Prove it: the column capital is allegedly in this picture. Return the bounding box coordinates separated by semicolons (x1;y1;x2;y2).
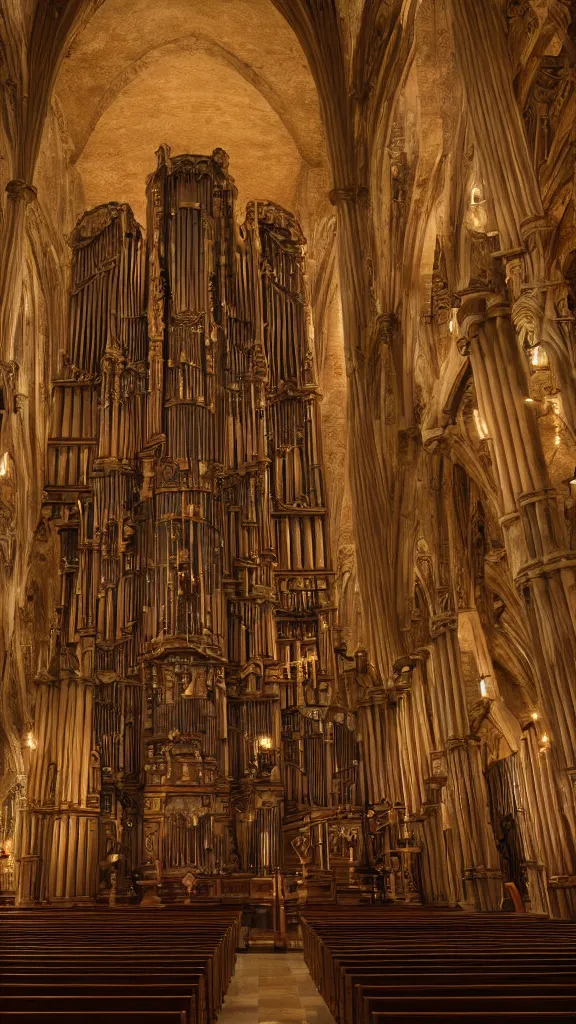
520;215;556;245
328;185;369;206
456;289;512;351
455;290;490;352
430;612;458;638
6;179;37;204
422;425;453;455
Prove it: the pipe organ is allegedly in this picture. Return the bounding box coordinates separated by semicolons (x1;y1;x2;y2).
25;148;364;905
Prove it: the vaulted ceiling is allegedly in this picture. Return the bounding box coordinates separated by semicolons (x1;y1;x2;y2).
52;0;328;225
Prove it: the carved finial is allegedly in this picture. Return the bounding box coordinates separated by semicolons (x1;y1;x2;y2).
155;144;172;170
212;148;230;174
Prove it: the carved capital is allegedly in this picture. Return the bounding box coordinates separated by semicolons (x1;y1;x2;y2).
328;185;369;206
6;180;37;204
422;426;449;455
392;656;415;693
519;215;556;247
429;613;457;638
456;290;492;352
429;749;448;784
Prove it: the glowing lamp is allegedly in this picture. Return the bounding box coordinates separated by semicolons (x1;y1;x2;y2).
258;736;272;751
479;678;488;698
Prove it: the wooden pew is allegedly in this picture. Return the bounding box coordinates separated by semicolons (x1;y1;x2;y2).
300;906;576;1024
0;908;241;1024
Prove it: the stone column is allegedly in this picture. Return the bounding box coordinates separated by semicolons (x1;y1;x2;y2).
0;181;37;363
457;289;576;911
392;657;457;907
329;186;401;680
457;293;576;772
427;614;502;911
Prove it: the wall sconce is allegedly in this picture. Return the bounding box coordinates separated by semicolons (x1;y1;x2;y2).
470;187;483;205
530;345;548;367
258;736;272;751
26;732;37;750
539;733;550;754
531;711;539;722
479;677;488;698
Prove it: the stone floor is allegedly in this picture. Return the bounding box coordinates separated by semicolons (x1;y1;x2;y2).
217;951;336;1023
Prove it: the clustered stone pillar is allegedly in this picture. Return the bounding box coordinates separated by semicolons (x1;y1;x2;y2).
426;614;502;910
0;181;38;363
458;289;576;912
329;185;401;682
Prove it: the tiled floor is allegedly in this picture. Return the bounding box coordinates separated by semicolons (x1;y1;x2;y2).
217;951;336;1023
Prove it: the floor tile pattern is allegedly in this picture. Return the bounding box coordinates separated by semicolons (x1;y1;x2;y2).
217;951;336;1023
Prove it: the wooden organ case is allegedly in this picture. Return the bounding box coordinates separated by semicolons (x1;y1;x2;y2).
40;148;362;918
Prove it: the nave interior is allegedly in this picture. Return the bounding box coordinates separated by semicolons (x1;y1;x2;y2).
1;2;576;1020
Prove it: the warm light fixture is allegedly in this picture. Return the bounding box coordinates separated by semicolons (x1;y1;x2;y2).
26;732;37;750
258;736;272;751
554;432;561;447
530;345;548;367
471;187;482;205
531;711;539;722
0;453;8;477
541;734;549;745
479;677;488;698
525;397;535;404
473;409;489;439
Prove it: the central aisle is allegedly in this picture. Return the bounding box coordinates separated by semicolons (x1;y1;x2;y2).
217;951;336;1023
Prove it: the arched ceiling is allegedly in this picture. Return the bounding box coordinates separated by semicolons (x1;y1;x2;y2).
52;0;326;226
